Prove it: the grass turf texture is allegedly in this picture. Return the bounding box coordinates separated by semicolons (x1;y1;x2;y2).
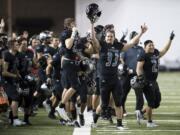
0;72;180;135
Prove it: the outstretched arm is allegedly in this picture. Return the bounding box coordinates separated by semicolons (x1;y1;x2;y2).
65;27;78;49
91;23;101;53
0;18;5;33
122;23;148;51
159;31;175;57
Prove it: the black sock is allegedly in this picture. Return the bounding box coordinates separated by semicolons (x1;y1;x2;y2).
117;119;122;126
59;103;65;108
71;110;77;120
93;109;96;113
24;114;29;122
13;116;18;119
50;107;55;114
140;110;144;115
148;120;152;123
9;111;13;124
93;113;99;123
77;104;81;107
46;99;52;106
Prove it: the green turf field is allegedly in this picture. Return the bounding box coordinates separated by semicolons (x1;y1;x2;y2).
0;72;180;135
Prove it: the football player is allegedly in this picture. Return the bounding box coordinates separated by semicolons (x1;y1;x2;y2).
136;31;175;127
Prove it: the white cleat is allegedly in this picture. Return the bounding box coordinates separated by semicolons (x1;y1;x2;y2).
55;106;70;121
147;122;159;128
123;112;128;117
116;125;128;130
91;122;97;128
43;100;51;113
135;110;143;125
13;119;26;126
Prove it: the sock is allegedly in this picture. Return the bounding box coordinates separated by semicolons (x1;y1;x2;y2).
50;107;55;114
148;120;152;123
24;114;29;122
71;110;77;120
93;109;96;113
9;111;13;124
46;99;52;106
93;113;99;123
117;119;122;126
59;103;65;108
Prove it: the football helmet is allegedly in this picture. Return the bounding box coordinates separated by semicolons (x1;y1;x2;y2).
118;64;128;76
130;75;145;90
86;3;101;23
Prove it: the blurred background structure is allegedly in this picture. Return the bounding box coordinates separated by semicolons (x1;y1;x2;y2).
0;0;180;70
0;0;75;35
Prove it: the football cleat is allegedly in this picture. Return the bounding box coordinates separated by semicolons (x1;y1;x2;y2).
13;119;26;126
43;100;51;113
55;106;70;121
116;125;128;130
147;122;159;128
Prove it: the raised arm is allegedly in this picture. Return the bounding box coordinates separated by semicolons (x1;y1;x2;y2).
122;24;148;51
91;23;101;53
0;18;5;33
65;27;78;49
159;31;175;57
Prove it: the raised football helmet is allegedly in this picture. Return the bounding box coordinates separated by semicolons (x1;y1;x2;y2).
86;3;102;23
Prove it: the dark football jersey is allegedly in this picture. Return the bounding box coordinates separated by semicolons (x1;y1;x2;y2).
44;45;59;57
18;49;34;76
137;49;160;81
3;50;20;83
0;48;4;84
38;56;47;70
60;29;72;45
99;41;124;79
60;30;79;60
51;52;61;80
0;49;2;59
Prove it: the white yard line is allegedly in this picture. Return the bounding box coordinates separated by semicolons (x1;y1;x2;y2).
96;129;180;132
126;119;180;122
127;96;180;99
99;119;180;124
126;101;180;103
128;93;180;96
97;131;132;134
126;105;180;109
123;111;180;115
73;110;93;135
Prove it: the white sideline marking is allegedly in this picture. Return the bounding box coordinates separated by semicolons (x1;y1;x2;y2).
126;106;180;109
97;132;132;134
123;112;180;115
73;128;91;135
99;119;180;124
73;109;92;135
128;93;180;96
127;96;180;99
127;119;180;122
126;101;180;103
96;129;180;132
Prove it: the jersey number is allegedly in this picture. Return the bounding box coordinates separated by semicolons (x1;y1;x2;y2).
151;59;158;73
105;52;119;67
